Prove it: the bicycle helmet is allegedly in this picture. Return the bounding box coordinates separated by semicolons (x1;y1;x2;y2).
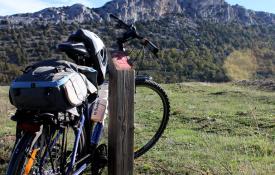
65;29;109;85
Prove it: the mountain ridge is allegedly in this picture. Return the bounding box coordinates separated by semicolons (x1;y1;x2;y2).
0;0;274;84
0;0;274;25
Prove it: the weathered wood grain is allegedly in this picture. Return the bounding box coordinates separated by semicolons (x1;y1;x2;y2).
108;53;135;175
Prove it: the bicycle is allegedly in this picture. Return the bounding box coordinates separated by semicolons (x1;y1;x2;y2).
6;14;170;174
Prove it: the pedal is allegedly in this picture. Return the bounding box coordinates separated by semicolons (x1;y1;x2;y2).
91;144;108;175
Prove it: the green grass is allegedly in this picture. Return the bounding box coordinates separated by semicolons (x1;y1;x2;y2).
0;86;16;173
134;82;275;175
0;83;274;174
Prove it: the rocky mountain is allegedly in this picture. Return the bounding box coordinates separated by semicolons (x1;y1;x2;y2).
95;0;275;25
0;4;101;25
0;0;274;84
0;0;274;25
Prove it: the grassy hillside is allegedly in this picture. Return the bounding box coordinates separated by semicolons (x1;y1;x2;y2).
0;83;274;174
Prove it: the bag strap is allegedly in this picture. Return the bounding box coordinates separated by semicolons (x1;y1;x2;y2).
22;65;35;73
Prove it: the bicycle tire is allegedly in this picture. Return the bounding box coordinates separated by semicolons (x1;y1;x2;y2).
134;79;170;158
6;124;87;175
6;133;34;175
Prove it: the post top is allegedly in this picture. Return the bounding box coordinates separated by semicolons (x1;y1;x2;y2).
111;51;132;71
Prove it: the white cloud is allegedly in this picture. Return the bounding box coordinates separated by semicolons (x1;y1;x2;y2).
0;0;93;16
0;0;51;16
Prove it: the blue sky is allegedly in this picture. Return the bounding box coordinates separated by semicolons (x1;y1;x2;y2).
0;0;274;16
226;0;275;14
0;0;110;16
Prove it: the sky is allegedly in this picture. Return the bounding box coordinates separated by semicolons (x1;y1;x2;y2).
226;0;275;14
0;0;110;16
0;0;274;16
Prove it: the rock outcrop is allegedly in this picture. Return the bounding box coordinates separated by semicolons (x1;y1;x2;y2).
0;0;274;25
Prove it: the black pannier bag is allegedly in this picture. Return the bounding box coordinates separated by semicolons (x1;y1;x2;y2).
9;59;97;112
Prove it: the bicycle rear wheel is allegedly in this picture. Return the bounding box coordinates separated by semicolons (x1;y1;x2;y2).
6;123;87;175
134;79;170;158
6;132;35;175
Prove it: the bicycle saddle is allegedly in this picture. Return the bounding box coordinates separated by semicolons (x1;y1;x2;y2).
58;42;90;58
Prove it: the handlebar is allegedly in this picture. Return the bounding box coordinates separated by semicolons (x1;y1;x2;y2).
140;38;159;56
110;14;131;30
109;14;159;57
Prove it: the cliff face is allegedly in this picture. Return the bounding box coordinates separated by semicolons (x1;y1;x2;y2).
95;0;275;25
94;0;185;21
0;0;274;25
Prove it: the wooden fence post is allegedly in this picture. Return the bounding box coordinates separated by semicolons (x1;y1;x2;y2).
108;52;135;175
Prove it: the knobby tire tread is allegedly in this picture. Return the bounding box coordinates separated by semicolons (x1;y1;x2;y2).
134;80;170;158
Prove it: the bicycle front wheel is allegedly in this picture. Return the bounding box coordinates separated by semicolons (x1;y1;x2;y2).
134;79;170;158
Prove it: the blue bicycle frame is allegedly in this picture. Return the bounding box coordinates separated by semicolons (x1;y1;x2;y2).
40;104;105;175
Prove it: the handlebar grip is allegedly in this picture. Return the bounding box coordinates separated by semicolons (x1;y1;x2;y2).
142;39;159;57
